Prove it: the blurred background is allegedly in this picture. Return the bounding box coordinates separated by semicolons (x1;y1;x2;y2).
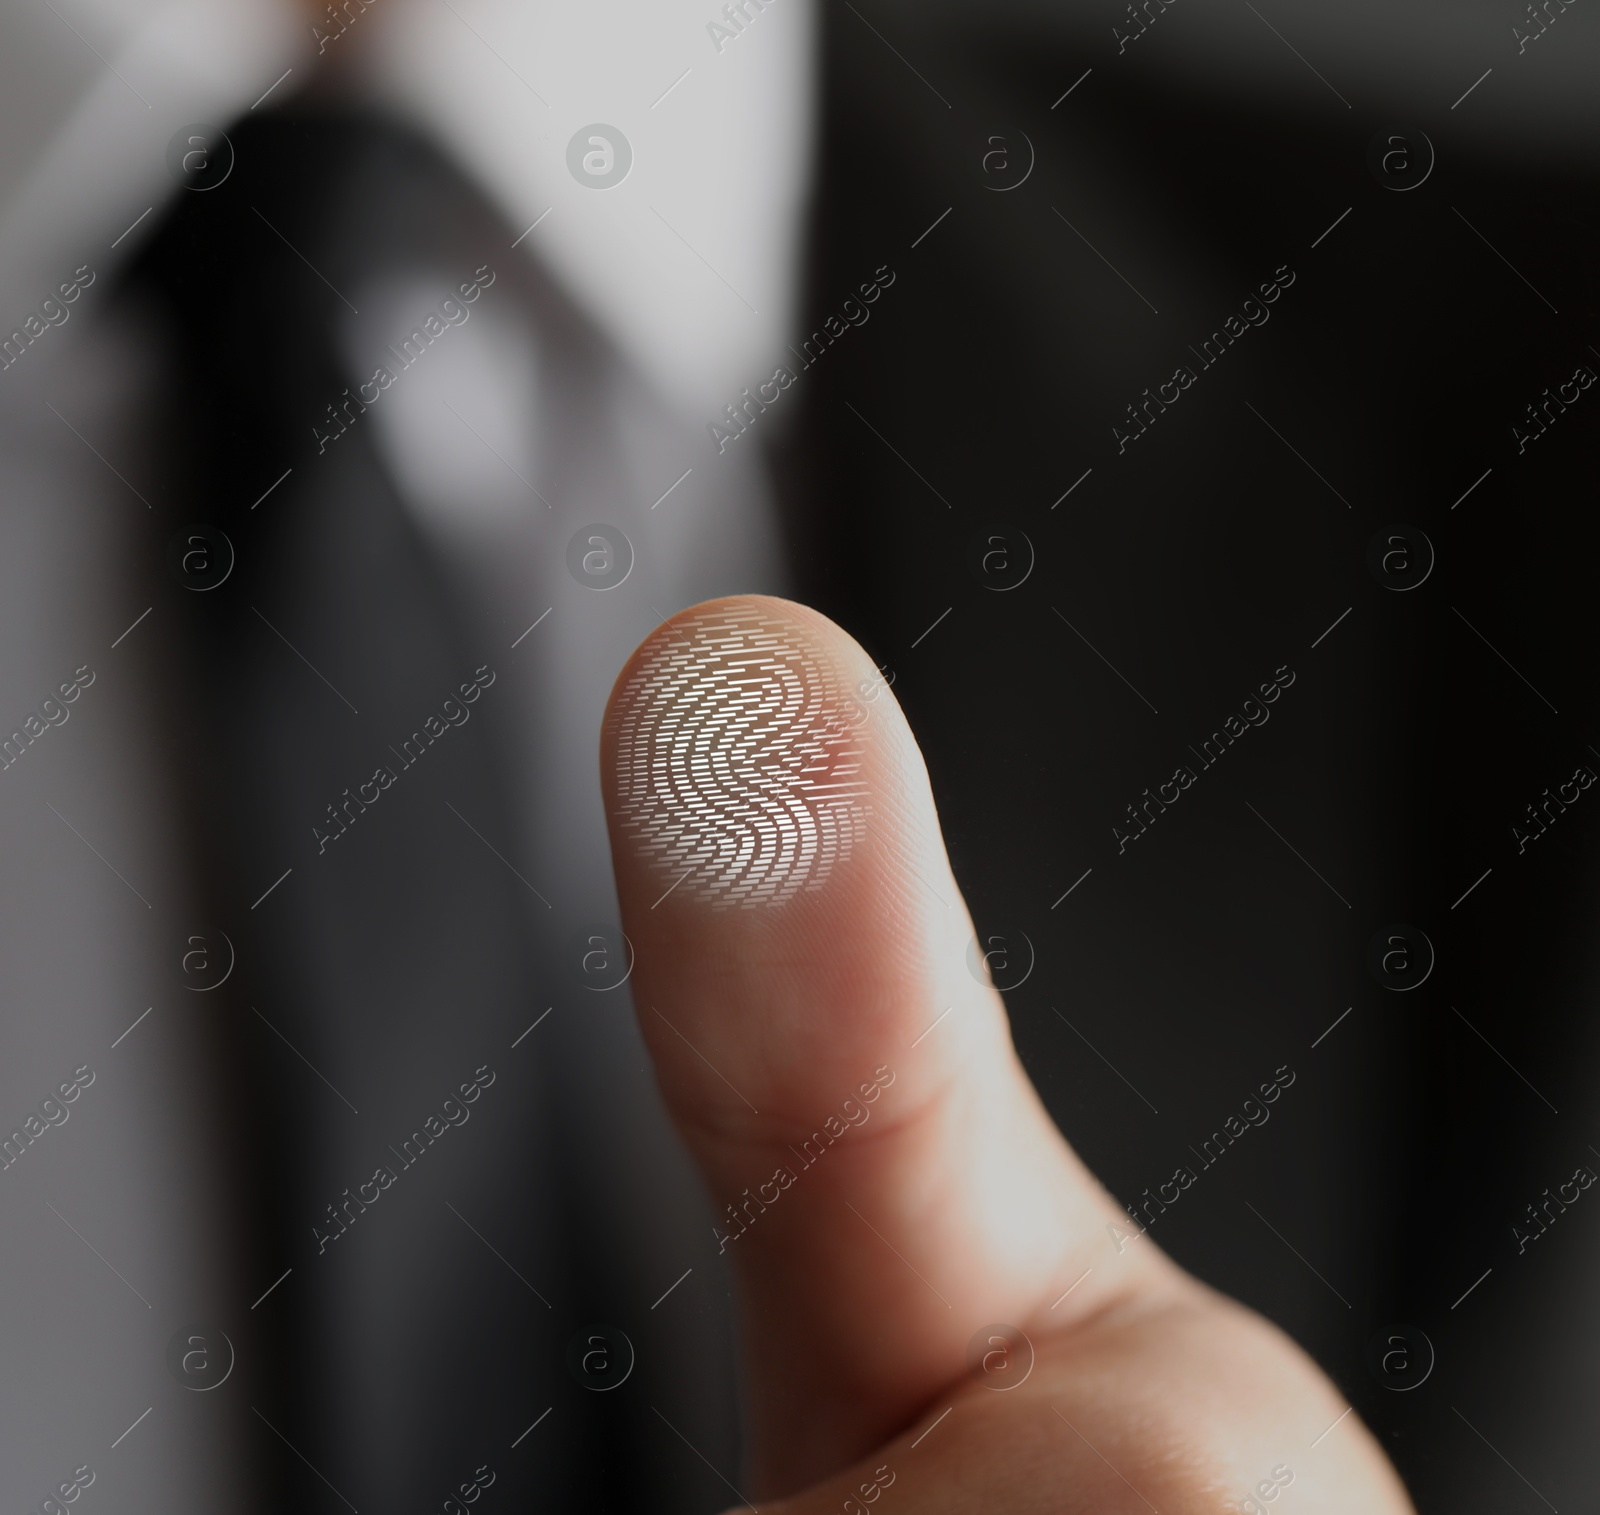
0;0;1596;1511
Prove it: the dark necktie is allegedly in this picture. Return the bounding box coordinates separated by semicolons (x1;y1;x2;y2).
127;106;755;1514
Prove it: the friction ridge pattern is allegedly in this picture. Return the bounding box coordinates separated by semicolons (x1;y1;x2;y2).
612;605;869;908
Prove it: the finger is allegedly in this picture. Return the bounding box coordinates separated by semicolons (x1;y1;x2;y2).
600;595;1178;1495
730;1291;1412;1515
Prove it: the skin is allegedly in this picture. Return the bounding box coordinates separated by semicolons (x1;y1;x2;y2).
601;596;1415;1515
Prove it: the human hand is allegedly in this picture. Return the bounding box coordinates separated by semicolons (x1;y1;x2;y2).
600;596;1413;1514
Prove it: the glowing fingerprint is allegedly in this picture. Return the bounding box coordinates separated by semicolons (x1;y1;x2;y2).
611;604;869;908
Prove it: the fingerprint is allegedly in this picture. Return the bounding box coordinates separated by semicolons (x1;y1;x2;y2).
610;604;870;908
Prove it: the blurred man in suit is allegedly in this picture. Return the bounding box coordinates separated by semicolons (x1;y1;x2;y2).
0;0;1593;1509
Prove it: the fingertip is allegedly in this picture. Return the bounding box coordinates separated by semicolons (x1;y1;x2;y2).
600;594;908;913
597;592;991;1151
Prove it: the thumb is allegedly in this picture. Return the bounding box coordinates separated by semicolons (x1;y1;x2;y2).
600;596;1175;1496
